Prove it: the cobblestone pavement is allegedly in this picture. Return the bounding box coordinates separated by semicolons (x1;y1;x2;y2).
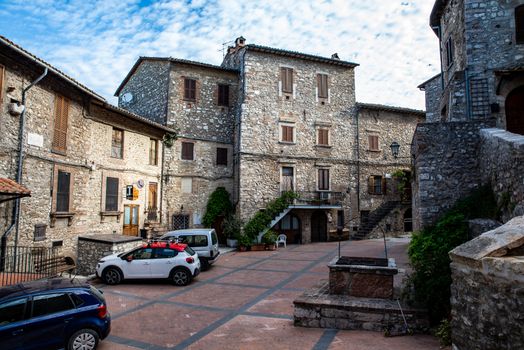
93;238;440;350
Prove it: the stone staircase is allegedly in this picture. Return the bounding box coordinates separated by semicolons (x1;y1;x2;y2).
352;201;400;240
257;207;292;242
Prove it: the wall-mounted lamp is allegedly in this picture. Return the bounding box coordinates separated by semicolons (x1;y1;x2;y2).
390;141;400;159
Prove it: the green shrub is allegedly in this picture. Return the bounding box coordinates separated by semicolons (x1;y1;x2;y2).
435;319;452;347
222;214;242;239
238;234;252;247
407;185;497;325
262;230;277;245
203;187;233;227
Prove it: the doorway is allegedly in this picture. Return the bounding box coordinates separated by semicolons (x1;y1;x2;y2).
123;204;139;236
311;211;327;242
147;183;158;221
275;213;301;244
403;208;413;232
506;86;524;135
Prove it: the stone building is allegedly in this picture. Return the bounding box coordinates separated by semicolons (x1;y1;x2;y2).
117;37;424;243
0;35;172;255
413;0;524;229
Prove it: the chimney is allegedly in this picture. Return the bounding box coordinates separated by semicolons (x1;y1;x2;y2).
235;36;246;47
331;53;340;60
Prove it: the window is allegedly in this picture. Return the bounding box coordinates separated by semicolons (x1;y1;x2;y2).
318;169;330;191
184;78;196;101
317;73;328;98
155;248;177;259
130;248;153;260
0;298;26;325
172;214;190;230
216;147;228;166
281;67;293;94
445;37;454;68
178;235;208;248
281;125;294;143
181;142;194;160
337;210;344;228
281;166;294;192
32;293;74;318
516;5;524;44
0;65;4;102
368;135;379;151
149;139;158;165
318;129;329;146
34;224;46;242
111;128;123;159
218;84;229;106
105;177;119;211
181;178;192;193
368;175;387;195
52;95;69;153
56;170;71;212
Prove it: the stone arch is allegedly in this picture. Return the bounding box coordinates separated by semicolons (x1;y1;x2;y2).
505;86;524;135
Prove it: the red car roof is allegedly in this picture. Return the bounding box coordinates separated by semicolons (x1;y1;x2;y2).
144;241;187;252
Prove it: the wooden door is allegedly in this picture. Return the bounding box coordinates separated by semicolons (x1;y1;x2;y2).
311;211;327;242
147;183;158;221
506;86;524;135
123;204;139;236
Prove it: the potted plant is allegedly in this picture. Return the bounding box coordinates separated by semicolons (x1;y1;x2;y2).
223;214;242;248
238;234;252;252
262;230;278;250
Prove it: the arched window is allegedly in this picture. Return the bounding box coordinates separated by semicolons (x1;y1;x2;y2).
516;5;524;44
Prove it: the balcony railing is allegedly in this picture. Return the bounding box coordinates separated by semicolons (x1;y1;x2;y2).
146;206;159;222
293;191;344;206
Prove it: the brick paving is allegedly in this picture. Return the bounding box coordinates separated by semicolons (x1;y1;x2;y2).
94;238;440;350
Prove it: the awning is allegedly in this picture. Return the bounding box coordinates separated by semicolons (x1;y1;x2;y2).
0;178;31;203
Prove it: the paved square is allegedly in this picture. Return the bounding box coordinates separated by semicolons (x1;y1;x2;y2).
95;238;440;350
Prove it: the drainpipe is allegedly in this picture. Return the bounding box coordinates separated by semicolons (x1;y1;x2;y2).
355;105;361;219
234;48;247;211
12;68;48;252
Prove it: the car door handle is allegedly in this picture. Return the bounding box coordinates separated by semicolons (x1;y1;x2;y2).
64;317;74;323
143;262;150;265
12;329;24;336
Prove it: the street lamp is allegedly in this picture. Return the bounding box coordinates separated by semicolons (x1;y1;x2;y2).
390;141;400;159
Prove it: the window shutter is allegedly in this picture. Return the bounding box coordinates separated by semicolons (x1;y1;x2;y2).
382;177;387;195
56;171;71;212
184;78;196;101
317;74;328;98
318;129;328;145
52;95;69;153
281;67;293;93
516;6;524;44
105;177;119;211
367;176;374;194
182;142;194;160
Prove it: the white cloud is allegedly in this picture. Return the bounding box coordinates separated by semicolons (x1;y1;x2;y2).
0;0;440;109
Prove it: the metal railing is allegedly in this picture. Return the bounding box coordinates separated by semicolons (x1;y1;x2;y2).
0;246;58;286
294;191;344;206
146;206;159;222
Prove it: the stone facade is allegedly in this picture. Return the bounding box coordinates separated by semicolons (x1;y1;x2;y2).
449;216;524;350
0;38;170;258
418;74;443;123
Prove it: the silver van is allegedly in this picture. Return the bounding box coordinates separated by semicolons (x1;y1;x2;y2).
161;228;220;269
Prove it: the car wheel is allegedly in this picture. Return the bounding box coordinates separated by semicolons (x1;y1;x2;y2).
103;267;122;285
171;268;191;286
67;329;99;350
200;258;210;271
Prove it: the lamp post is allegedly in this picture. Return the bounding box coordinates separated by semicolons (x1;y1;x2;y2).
390;141;400;159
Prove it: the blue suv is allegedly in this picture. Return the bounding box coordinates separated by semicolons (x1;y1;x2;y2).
0;278;111;350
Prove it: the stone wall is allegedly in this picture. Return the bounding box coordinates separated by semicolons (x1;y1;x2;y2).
449;216;524;350
479;128;524;221
421;75;443;123
411;121;491;229
117;60;170;125
77;234;142;275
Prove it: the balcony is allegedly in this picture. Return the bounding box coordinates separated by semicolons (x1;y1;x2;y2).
292;191;344;208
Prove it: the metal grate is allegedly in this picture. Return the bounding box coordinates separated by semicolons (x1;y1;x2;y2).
470;78;490;119
172;214;189;230
34;224;46;242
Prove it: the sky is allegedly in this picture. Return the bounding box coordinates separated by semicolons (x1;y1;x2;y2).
0;0;440;109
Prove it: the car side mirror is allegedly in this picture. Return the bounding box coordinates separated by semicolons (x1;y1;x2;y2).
126;256;133;262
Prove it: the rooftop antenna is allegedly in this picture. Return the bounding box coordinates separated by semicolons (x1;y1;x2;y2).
220;40;235;57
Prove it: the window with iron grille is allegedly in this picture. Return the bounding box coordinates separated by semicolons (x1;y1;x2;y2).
149;139;158;165
281;125;294;143
111;128;123;159
218;84;229;106
318;169;330;191
317;73;328;98
516;6;524;44
216;147;228;166
281;67;293;93
181;142;194;160
34;224;46;241
56;171;70;212
184;78;196;101
317;129;329;145
172;215;189;230
368;135;379;151
52;95;69;153
105;177;119;211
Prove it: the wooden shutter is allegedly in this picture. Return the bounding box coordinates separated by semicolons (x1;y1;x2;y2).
517;6;524;44
367;176;374;194
56;170;70;212
318;129;329;145
368;135;379;151
281;67;293;93
184;78;196;100
382;177;387;195
317;74;328;98
282;125;293;142
149;139;158;165
182;142;194;160
216;148;228;165
0;65;4;101
105;177;119;211
52;95;69;153
318;169;329;190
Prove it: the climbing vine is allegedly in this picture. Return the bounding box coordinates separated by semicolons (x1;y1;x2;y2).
202;187;233;227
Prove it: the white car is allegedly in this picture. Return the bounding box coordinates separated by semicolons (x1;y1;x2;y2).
161;228;220;270
95;241;200;286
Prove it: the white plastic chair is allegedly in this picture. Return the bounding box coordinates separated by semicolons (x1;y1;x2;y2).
276;234;287;248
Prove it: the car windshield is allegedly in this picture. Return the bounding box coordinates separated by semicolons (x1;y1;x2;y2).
184;246;196;256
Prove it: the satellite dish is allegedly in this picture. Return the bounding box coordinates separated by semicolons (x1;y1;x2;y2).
121;92;133;103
